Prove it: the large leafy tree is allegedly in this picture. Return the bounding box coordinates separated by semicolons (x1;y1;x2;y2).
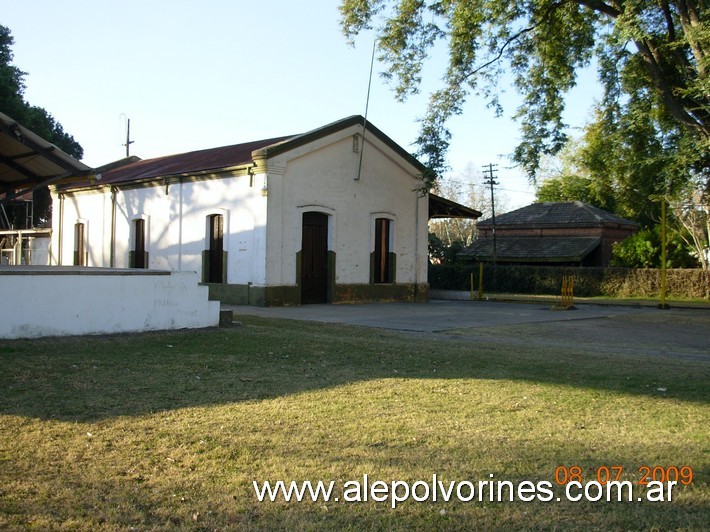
1;25;83;225
339;0;709;187
535;89;708;266
0;25;82;159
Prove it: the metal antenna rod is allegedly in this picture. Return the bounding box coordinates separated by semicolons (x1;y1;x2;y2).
356;39;377;181
123;118;134;157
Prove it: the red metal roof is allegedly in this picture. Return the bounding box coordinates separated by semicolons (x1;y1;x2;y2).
93;135;295;186
58;115;429;191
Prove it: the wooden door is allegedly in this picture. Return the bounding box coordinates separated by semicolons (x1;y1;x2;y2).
133;218;146;268
208;214;224;283
301;212;328;304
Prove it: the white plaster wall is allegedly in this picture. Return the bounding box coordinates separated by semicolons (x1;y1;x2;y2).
265;125;427;287
49;124;427;293
52;189;112;266
0;269;220;339
172;177;268;284
53;173;268;284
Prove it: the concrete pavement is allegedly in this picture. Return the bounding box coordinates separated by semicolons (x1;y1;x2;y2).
225;298;660;334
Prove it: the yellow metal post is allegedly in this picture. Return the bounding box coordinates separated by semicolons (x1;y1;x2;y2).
559;275;575;308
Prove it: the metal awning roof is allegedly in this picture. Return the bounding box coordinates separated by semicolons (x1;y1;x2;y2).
429;193;481;220
0;111;93;202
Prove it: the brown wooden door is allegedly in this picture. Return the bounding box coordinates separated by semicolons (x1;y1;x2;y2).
133;218;146;268
374;218;391;283
301;212;328;304
208;214;224;283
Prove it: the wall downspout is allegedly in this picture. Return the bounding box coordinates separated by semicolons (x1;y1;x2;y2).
110;187;117;267
57;193;64;266
178;177;183;270
414;190;420;298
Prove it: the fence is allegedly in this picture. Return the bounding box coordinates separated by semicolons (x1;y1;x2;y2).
0;229;52;266
428;264;709;300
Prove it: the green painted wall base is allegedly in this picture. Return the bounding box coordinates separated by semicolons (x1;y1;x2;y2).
333;283;429;303
205;282;429;306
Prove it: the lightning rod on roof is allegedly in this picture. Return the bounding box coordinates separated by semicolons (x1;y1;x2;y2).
123;117;135;157
355;39;377;181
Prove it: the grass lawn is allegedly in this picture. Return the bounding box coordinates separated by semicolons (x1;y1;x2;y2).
1;316;708;530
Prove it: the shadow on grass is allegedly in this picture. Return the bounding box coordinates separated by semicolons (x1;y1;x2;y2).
0;315;708;422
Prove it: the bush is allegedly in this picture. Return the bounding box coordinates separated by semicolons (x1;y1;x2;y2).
428;264;709;299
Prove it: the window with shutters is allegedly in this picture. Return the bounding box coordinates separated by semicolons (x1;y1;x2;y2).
73;221;86;266
374;217;392;283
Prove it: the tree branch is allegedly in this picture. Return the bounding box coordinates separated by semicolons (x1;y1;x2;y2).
572;0;621;18
634;38;710;137
675;0;707;74
658;0;677;42
460;1;565;83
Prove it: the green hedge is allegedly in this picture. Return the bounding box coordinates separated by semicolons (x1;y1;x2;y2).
428;264;710;299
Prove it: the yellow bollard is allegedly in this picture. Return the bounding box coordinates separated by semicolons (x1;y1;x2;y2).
559;275;575;308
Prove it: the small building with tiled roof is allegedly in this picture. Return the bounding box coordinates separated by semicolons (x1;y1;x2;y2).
50;116;476;305
460;201;639;267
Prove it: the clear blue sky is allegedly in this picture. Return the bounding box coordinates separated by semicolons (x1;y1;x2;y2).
4;0;600;209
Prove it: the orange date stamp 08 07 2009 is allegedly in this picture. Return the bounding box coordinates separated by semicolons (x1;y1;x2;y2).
554;465;694;486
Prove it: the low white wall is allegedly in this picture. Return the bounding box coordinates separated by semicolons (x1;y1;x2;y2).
0;267;220;339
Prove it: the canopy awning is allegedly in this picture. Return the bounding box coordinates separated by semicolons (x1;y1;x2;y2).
429;193;481;220
0;111;94;202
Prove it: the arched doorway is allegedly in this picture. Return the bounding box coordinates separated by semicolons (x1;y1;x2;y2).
300;212;329;304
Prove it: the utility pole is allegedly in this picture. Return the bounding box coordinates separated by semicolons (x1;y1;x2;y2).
482;163;499;265
123;118;134;157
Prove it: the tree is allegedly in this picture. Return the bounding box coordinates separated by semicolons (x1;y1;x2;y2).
0;26;82;159
339;0;709;187
1;25;83;226
671;177;709;269
0;26;26;121
536;94;708;267
537;173;596;202
611;225;700;268
534;137;617;210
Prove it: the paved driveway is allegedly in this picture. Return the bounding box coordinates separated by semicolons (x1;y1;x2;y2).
227;299;710;361
227;299;652;333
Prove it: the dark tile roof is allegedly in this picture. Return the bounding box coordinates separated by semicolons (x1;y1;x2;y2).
459;236;601;263
478;201;638;229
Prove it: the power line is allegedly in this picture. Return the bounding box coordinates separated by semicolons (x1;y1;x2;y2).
498;187;536;195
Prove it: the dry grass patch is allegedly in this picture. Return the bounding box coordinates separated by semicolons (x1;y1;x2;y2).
1;316;708;530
